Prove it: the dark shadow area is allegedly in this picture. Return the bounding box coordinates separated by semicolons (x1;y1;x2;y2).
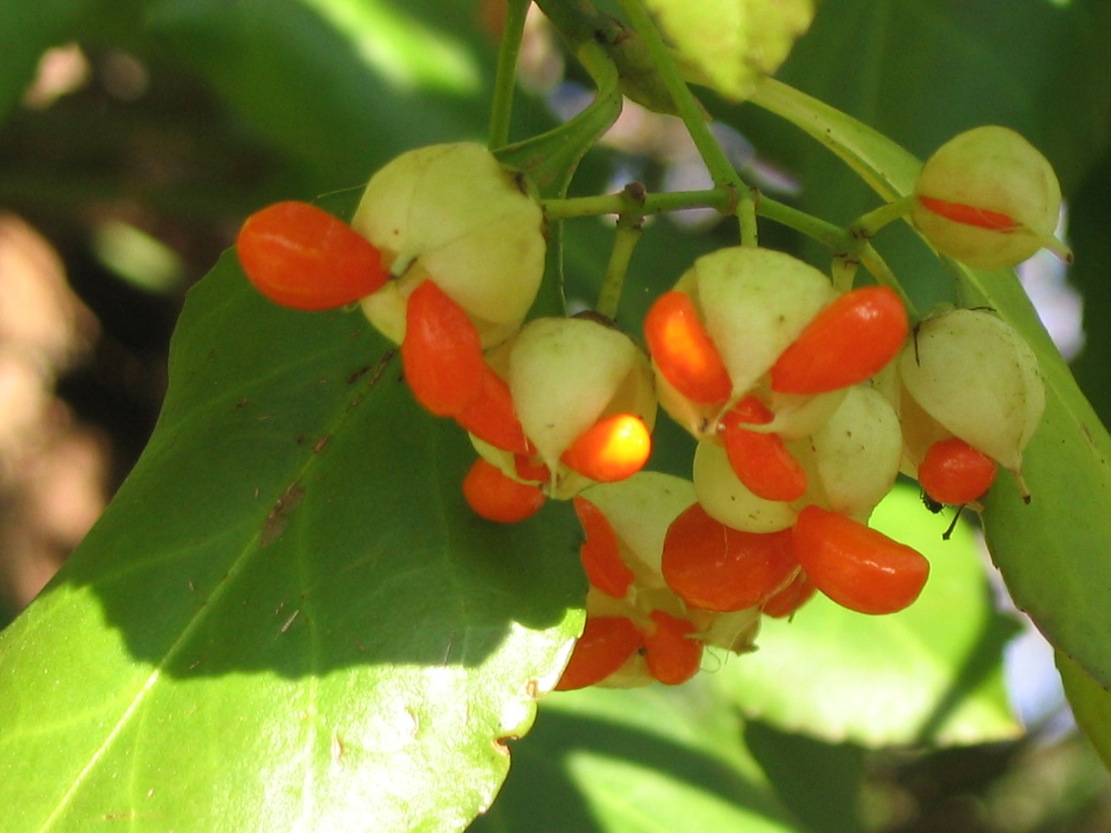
0;3;589;679
745;720;868;833
472;705;799;832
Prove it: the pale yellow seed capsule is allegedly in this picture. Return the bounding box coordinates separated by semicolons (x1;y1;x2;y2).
692;247;835;399
508;317;656;480
898;308;1044;479
580;472;696;583
912;126;1069;269
352;142;545;347
806;384;903;520
693;440;798;533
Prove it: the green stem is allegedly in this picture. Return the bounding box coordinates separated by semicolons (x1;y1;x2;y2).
757;194;915;312
595;185;647;318
830;256;859;294
543;185;736;220
612;0;758;245
488;0;531;150
852;195;916;238
533;0;624;85
757;195;849;252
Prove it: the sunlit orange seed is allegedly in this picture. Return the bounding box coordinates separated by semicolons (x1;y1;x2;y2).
461;458;545;524
561;414;651;483
572;497;634;598
644;291;732;404
761;571;817;618
401;281;486;417
643;611;702;686
236;201;387;310
918;437;998;505
720;397;807;502
455;366;531;455
770;286;908;394
661;503;799;612
916;195;1019;231
554;616;643;691
791;505;929;615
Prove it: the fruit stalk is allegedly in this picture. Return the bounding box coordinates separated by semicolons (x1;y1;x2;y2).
612;0;759;245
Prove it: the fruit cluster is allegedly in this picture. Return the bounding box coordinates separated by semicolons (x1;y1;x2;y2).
235;128;1056;692
557;296;1044;690
238;142;656;522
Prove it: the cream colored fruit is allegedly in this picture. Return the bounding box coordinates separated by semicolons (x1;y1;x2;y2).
912;126;1066;269
806;384;903;519
579;473;696;581
352;142;545;346
898;308;1044;474
685;247;834;398
507;316;656;477
693;440;799;533
651;365;721;440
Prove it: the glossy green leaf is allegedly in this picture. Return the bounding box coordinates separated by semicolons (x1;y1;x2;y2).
471;681;814;833
750;76;1111;693
0;242;585;832
712;485;1020;747
643;0;816;102
1058;652;1111;773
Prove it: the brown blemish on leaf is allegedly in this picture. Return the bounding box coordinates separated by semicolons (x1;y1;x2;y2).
373;348;397;381
348;348;396;385
261;482;305;547
312;435;331;454
346;363;372;384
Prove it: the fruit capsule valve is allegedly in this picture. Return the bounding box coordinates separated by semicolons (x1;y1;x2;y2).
352;142;547;347
911;126;1071;269
647;247;835;440
506;316;657;497
897;307;1044;498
